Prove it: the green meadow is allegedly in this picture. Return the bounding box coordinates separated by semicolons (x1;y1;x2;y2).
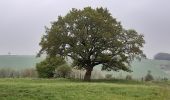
0;78;169;100
0;55;170;100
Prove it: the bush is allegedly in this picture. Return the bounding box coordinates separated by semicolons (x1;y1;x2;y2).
21;68;37;78
126;75;132;80
55;64;72;78
162;77;168;82
0;68;19;78
0;68;37;78
36;56;66;78
145;70;154;81
105;74;112;79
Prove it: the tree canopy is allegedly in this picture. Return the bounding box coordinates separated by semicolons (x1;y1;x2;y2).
154;53;170;61
38;7;145;81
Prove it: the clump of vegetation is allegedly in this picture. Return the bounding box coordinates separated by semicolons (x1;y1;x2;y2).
55;64;72;78
126;75;132;80
145;70;154;81
36;56;66;78
0;68;37;78
105;74;112;79
0;68;19;78
162;77;168;82
21;68;37;78
154;52;170;60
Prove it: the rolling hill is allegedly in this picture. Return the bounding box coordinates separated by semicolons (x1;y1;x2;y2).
0;55;170;79
97;59;170;79
0;55;44;69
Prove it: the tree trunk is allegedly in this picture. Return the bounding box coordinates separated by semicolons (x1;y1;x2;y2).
84;68;93;81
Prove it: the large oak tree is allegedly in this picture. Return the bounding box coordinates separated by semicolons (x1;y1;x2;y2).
38;7;145;81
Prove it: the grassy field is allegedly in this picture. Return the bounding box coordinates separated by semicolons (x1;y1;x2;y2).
0;78;169;100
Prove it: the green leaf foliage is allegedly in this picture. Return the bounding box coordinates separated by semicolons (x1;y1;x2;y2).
38;7;145;80
36;56;66;78
56;64;72;78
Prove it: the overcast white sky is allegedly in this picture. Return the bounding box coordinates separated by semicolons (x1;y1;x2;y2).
0;0;170;58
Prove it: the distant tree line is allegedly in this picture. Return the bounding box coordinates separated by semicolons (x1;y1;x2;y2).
154;53;170;61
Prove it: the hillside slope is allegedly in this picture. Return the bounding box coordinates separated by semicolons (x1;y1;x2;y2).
94;59;170;79
0;55;170;79
0;55;44;69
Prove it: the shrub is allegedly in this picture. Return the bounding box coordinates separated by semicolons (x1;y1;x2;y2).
162;77;168;82
36;56;66;78
105;74;112;79
21;68;37;78
145;70;154;81
0;68;37;78
126;75;132;80
55;64;72;78
0;68;19;78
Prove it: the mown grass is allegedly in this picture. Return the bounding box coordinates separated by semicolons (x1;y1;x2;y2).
0;78;169;100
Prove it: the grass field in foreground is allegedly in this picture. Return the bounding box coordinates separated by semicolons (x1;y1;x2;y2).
0;78;169;100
